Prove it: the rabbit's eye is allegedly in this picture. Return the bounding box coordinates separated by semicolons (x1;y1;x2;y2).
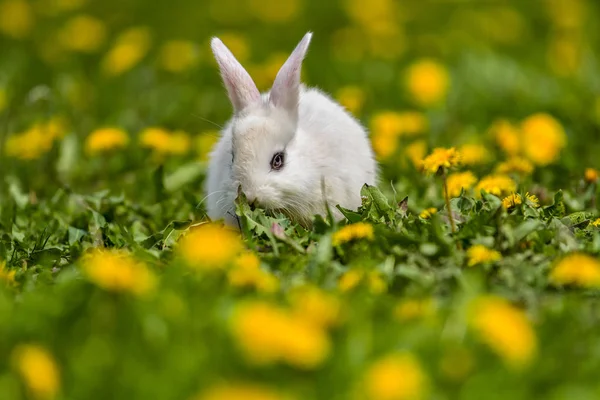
270;152;285;171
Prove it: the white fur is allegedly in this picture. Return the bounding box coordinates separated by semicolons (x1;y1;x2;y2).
205;32;378;227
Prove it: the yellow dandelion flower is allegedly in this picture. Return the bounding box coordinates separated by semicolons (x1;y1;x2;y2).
439;346;475;382
289;285;341;329
336;85;365;115
549;253;600;288
547;36;581;77
466;244;501;267
228;252;279;293
195;131;219;162
585;168;599;183
592;218;600;227
371;130;398;160
176;223;243;270
249;52;288;90
195;382;289;400
338;269;386;294
502;193;539;209
458;143;491;166
59;15;107;53
85;127;129;154
446;171;477;198
394;298;435;322
139;127;191;155
475;174;517;197
419;207;437;219
370;111;428;138
217;32;250;63
420;147;461;174
0;0;33;39
496;156;534;175
168;130;191;155
331;222;374;246
230;301;330;369
102;27;151;76
521;113;566;166
491;119;521;156
247;0;301;22
12;344;60;400
363;353;428;400
404;140;428;168
81;249;156;296
0;261;16;286
404;59;449;107
159;40;199;73
468;296;537;368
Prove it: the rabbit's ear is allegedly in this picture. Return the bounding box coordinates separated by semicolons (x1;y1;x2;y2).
270;32;312;122
211;37;261;113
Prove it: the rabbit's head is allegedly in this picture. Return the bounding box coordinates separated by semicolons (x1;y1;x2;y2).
211;33;318;221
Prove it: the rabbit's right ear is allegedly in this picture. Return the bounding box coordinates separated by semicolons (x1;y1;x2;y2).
211;38;261;113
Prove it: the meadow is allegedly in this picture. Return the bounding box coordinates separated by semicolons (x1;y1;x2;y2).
1;0;600;399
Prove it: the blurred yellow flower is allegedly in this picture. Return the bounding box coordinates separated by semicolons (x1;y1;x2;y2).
370;111;427;138
363;353;428;400
338;269;386;294
5;117;67;160
419;207;437;219
502;193;539;209
496;156;534;175
439;346;475;382
331;222;374;246
0;0;33;39
469;296;537;368
81;248;156;296
59;15;107;53
139;127;190;155
549;253;600;288
249;52;287;90
102;27;151;76
420;147;461;174
404;59;449;107
195;131;219;162
404;140;427;168
547;35;581;77
592;218;600;227
491;119;521;156
394;298;435;321
196;382;289;400
521;113;566;166
585;168;599;183
336;85;366;115
0;261;16;285
247;0;301;22
85;127;129;154
475;174;517;197
177;223;243;270
218;32;250;62
231;301;330;369
467;245;501;267
371;130;397;160
159;40;199;73
12;344;60;400
228;252;279;293
446;171;477;197
289;285;341;329
458;144;491;166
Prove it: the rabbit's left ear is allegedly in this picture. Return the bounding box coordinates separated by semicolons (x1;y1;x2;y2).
270;32;312;123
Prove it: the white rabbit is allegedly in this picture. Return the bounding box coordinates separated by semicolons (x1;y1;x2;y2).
204;32;378;227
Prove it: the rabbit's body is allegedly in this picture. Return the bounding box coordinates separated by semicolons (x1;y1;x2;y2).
204;33;378;227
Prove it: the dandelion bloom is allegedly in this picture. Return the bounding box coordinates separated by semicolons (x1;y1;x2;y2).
420;147;461;174
446;171;477;198
85;127;129;154
496;157;534;175
288;285;341;329
404;59;449;107
521;113;566;166
585;168;599;183
230;301;330;369
0;261;16;285
159;40;199;73
0;0;33;39
139;127;191;155
469;296;537;368
549;253;600;288
228;252;278;293
81;249;156;296
404;140;427;168
177;223;243;270
217;33;250;62
419;207;437;219
592;218;600;227
466;245;501;267
195;131;219;162
336;85;366;115
371;130;398;160
475;174;517;197
195;382;289;400
338;269;386;294
59;15;107;53
331;222;374;246
370;111;427;139
102;27;151;76
12;344;60;399
363;353;428;400
491;119;521;156
502;193;539;209
458;144;491;166
394;298;435;322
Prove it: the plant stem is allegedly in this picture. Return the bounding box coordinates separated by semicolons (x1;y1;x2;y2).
442;172;456;235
